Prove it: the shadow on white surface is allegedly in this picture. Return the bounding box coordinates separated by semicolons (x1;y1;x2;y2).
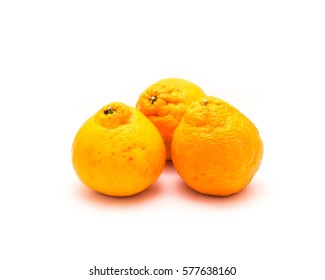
72;161;265;207
164;160;264;206
74;179;164;207
163;160;176;172
174;177;264;206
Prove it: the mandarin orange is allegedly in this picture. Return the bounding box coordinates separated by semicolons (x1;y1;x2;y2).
72;102;166;196
136;78;206;160
171;96;263;196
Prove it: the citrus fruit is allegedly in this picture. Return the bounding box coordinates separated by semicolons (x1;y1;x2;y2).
136;78;207;160
72;102;166;196
171;96;263;196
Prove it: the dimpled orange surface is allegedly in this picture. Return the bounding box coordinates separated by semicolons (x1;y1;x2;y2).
72;102;166;196
171;96;264;196
136;78;207;160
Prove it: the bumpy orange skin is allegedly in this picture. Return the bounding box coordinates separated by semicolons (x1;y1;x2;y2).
136;78;207;160
72;102;166;196
171;96;264;196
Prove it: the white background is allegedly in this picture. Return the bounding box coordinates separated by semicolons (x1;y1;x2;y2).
1;1;325;279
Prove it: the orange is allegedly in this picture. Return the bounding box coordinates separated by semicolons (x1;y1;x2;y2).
72;102;166;196
171;96;263;196
136;78;207;160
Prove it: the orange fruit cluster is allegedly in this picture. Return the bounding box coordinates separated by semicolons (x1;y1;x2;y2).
72;78;263;197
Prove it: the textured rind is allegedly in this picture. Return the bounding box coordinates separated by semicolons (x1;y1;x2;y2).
136;78;207;160
171;96;264;196
72;103;166;196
